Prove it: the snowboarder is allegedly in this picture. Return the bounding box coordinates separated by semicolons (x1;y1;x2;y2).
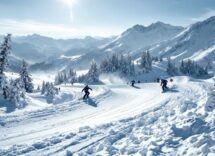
157;78;160;83
131;80;135;87
82;85;92;99
161;79;168;92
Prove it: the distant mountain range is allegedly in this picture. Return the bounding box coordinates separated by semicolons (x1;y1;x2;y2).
2;16;215;73
29;21;184;72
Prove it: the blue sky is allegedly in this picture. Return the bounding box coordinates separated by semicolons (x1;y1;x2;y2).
0;0;215;38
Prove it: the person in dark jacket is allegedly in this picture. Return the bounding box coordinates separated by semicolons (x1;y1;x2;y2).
131;80;135;87
161;79;168;92
82;85;92;99
157;78;160;83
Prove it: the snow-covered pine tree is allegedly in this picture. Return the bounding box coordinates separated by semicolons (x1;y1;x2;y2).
19;60;34;93
146;51;152;71
44;82;58;103
124;55;135;76
140;52;147;70
110;54;119;72
8;78;25;108
55;72;62;85
140;51;152;72
87;60;100;83
100;58;109;73
0;34;11;75
166;58;178;76
67;68;77;85
37;85;40;91
179;59;208;77
0;34;11;99
41;81;46;95
179;60;186;74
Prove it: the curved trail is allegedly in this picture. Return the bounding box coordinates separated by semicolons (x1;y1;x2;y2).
0;83;169;148
0;77;212;156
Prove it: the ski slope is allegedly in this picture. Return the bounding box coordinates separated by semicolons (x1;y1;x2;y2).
0;77;214;155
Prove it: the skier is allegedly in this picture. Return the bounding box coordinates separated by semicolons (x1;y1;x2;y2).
157;78;160;83
131;80;135;87
82;85;92;99
161;79;168;92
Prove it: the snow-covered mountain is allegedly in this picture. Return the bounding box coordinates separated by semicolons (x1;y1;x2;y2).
30;22;184;72
14;34;114;54
102;22;184;54
150;16;215;66
9;16;215;73
0;34;114;71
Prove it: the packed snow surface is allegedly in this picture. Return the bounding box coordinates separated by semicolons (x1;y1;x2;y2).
0;76;214;155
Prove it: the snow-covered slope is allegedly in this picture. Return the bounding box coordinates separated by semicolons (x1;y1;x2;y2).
102;22;184;54
150;16;215;66
0;76;214;155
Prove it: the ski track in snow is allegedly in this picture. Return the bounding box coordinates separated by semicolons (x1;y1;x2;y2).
0;77;215;156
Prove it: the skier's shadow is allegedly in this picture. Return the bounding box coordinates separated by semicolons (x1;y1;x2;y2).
169;89;179;93
83;98;97;107
164;88;179;93
132;85;141;89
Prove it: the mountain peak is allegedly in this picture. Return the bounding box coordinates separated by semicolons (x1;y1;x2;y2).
122;24;146;35
132;24;146;31
149;21;183;30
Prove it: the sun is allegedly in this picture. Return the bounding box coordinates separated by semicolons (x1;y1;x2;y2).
63;0;77;7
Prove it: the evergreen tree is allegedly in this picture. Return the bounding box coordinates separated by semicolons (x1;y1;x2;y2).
19;60;34;93
110;54;119;72
179;59;208;77
140;51;152;72
37;85;40;91
146;51;152;70
166;58;178;76
41;81;46;95
0;34;11;75
179;60;186;74
8;78;25;107
0;34;11;98
68;69;77;85
100;58;109;73
87;60;100;83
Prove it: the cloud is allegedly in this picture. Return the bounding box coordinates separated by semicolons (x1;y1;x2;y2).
0;18;120;38
0;19;81;38
189;9;215;22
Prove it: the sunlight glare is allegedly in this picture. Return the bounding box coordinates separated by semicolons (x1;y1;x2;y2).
63;0;77;7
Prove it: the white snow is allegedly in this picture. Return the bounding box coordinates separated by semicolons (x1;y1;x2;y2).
0;76;214;156
60;55;82;61
189;45;215;61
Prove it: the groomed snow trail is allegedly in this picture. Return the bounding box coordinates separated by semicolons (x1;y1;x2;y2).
0;83;168;147
0;77;214;156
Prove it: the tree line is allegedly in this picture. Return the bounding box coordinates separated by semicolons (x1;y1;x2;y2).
54;51;154;85
167;58;208;77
